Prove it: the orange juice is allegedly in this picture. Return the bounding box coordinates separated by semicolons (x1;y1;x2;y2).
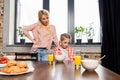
48;54;54;62
74;55;81;66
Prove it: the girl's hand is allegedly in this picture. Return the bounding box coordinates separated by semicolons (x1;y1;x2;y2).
64;58;70;61
58;50;62;55
56;47;62;55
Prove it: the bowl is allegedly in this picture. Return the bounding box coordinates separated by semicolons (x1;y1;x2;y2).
0;63;7;68
81;59;99;71
55;54;65;62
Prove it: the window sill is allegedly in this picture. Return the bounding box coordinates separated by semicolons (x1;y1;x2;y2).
6;44;101;47
5;44;101;53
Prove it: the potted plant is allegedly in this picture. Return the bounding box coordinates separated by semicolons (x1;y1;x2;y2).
74;25;85;44
85;22;95;44
16;25;25;44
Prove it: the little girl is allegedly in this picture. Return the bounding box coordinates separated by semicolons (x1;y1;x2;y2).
54;33;74;61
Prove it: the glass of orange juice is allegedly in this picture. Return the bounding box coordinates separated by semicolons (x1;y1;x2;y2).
74;56;81;65
74;51;82;69
48;50;54;64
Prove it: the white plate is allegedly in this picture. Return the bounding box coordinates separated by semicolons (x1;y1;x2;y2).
0;67;34;75
0;64;7;68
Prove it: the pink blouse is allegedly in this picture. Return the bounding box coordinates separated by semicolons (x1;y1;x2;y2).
22;23;59;51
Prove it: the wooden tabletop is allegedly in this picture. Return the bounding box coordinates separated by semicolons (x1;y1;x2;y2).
0;61;120;80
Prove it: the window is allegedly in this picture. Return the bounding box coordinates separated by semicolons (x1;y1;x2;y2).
74;0;100;43
50;0;68;40
15;0;101;44
15;0;43;43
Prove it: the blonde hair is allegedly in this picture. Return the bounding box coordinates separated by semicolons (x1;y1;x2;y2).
38;9;49;22
37;9;51;41
60;33;71;42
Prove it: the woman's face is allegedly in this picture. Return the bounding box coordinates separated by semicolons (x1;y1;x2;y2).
40;14;49;26
60;38;70;49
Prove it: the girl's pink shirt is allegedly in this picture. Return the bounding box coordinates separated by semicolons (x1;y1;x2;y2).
22;23;59;51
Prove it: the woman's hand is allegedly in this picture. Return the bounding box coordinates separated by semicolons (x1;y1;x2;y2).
33;39;38;45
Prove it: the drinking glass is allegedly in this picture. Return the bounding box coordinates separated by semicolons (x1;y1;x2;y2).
74;51;82;69
48;50;54;64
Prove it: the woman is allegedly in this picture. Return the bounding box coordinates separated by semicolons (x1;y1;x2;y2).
22;9;59;61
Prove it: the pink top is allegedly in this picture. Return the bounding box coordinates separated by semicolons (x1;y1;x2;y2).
22;23;59;51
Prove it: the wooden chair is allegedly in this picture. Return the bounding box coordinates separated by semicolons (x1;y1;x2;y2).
15;52;38;61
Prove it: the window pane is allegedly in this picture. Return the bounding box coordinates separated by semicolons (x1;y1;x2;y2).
50;0;68;40
16;0;43;43
74;0;101;43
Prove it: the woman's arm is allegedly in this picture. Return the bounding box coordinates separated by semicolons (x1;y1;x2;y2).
22;23;37;43
52;25;59;47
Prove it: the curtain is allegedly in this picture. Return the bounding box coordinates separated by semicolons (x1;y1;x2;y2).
99;0;120;74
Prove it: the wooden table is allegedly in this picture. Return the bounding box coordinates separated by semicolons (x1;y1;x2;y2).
0;61;120;80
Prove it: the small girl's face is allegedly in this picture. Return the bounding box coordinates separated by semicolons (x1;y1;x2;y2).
60;38;70;49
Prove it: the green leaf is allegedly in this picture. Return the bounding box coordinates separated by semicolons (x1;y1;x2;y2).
16;25;25;38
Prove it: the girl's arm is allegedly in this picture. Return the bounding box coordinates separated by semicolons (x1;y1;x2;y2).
67;47;74;61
